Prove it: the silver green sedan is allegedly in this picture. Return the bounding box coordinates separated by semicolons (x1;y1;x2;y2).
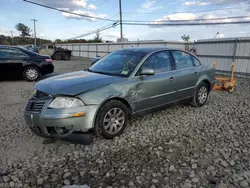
24;47;215;139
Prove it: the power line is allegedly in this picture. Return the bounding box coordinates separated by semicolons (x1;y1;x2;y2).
86;13;119;31
123;20;250;26
122;15;250;23
22;0;250;24
68;22;119;39
68;13;119;39
96;0;111;7
123;5;250;15
23;0;117;22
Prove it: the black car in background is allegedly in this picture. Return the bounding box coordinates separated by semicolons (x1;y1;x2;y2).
23;45;39;53
0;45;54;81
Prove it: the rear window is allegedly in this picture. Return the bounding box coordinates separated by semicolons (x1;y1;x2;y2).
0;48;28;58
172;50;194;70
192;56;201;66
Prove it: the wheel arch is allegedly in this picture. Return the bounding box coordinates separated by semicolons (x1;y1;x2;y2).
23;64;41;72
195;75;211;93
92;97;133;128
201;79;211;92
99;97;132;115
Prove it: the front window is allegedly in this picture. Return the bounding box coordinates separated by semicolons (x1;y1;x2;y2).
140;51;171;73
88;50;147;77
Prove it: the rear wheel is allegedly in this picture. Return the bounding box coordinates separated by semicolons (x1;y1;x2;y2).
191;82;209;107
94;100;129;139
53;53;63;60
64;54;71;61
23;66;40;81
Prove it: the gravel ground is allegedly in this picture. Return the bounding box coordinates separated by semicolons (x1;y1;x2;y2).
0;58;250;188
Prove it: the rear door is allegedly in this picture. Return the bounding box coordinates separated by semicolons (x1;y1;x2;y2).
134;50;177;112
170;50;200;99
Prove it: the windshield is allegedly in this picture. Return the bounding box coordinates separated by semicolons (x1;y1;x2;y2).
88;50;147;77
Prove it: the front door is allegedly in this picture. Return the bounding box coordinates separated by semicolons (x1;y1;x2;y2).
0;48;29;78
134;51;177;112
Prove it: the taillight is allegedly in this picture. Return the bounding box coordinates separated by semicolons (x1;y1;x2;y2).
45;59;52;63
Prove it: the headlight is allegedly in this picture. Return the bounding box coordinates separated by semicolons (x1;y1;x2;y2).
48;97;84;109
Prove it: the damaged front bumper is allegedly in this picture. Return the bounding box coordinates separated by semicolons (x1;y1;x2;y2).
23;97;99;144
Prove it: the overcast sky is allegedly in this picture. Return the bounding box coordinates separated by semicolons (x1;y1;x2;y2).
1;0;250;41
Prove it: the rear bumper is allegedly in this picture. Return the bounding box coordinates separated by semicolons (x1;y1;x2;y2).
41;64;54;74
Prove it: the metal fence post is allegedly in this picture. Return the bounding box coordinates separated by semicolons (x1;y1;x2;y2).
233;38;238;63
87;44;89;59
96;43;98;57
79;44;81;57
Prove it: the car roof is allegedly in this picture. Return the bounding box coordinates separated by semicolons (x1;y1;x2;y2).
0;45;24;50
116;47;168;53
0;45;44;57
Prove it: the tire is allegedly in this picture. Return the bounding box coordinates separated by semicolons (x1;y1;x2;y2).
191;82;209;107
53;53;63;60
23;66;40;81
64;54;71;61
94;100;129;139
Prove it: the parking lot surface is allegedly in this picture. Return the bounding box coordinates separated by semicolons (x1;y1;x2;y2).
0;58;250;188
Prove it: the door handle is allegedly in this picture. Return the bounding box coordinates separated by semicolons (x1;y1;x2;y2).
169;77;175;82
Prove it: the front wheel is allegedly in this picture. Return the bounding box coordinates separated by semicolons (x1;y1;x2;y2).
191;82;209;107
94;100;129;139
23;66;40;81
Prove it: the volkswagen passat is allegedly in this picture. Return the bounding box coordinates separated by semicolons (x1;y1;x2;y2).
24;48;215;139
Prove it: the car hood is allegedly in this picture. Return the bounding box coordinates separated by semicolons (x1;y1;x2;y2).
36;71;123;96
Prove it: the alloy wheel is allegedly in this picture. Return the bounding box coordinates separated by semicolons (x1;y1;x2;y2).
198;86;208;104
26;68;38;81
103;108;125;135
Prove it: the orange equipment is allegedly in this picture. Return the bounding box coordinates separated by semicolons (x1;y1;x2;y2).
213;62;237;93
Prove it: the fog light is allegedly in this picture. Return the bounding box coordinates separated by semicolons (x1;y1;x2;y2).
72;112;86;117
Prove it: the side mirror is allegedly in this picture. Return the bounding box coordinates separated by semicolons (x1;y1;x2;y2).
140;68;155;76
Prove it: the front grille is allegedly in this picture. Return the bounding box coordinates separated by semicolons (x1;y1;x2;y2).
25;98;46;112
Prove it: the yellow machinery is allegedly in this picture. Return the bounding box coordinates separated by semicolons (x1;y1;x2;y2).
213;62;237;93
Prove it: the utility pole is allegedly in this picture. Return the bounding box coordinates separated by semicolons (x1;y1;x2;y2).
10;31;14;45
119;0;123;41
31;19;38;46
